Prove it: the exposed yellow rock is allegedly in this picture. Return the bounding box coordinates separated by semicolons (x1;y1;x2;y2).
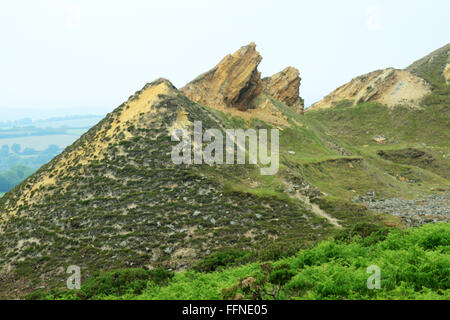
181;42;263;111
262;67;304;113
308;68;431;111
444;63;450;84
181;43;303;125
372;135;387;144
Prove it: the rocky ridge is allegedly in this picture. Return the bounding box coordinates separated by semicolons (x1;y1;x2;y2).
181;43;304;115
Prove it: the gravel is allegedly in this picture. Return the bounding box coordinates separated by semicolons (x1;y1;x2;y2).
354;192;450;227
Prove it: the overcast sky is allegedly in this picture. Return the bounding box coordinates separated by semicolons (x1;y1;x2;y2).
1;0;449;120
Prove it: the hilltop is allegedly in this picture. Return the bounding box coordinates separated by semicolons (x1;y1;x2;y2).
309;43;449;110
309;68;431;110
406;43;450;84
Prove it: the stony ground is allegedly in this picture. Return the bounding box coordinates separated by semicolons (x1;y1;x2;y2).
354;192;450;227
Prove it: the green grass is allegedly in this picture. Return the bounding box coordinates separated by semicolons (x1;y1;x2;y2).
32;221;450;300
298;78;450;200
301;155;449;200
407;44;449;88
304;102;450;148
0;192;4;198
3;73;449;299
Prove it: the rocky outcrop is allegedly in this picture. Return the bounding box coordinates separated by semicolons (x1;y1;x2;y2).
444;63;450;84
263;67;304;113
309;68;431;111
181;43;303;116
181;42;263;111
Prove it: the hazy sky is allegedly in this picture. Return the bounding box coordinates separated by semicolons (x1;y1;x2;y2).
1;0;449;120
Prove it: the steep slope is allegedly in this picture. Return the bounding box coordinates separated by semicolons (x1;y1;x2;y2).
406;43;450;85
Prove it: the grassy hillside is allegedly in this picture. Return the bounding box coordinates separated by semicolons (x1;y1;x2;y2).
28;221;450;300
406;43;449;87
1;46;449;300
305;102;449;147
302;60;450;200
0;80;405;299
0;81;339;297
1;77;448;298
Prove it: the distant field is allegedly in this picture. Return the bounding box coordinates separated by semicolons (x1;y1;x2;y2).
32;117;102;129
0;134;80;151
65;128;89;135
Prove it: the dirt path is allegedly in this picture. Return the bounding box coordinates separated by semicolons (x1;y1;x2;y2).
292;191;342;228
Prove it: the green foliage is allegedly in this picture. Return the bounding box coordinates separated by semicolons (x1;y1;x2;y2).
40;268;174;300
407;44;449;106
334;222;390;245
407;45;449;87
193;249;249;272
23;289;47;300
148;267;175;286
268;265;296;287
222;263;296;300
32;222;450;300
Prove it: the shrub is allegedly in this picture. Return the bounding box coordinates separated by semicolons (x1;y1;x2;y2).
193;249;249;272
335;222;389;245
75;267;174;299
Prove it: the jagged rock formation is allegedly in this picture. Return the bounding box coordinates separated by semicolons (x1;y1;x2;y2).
181;43;263;111
263;67;304;114
182;43;303;114
308;68;431;110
